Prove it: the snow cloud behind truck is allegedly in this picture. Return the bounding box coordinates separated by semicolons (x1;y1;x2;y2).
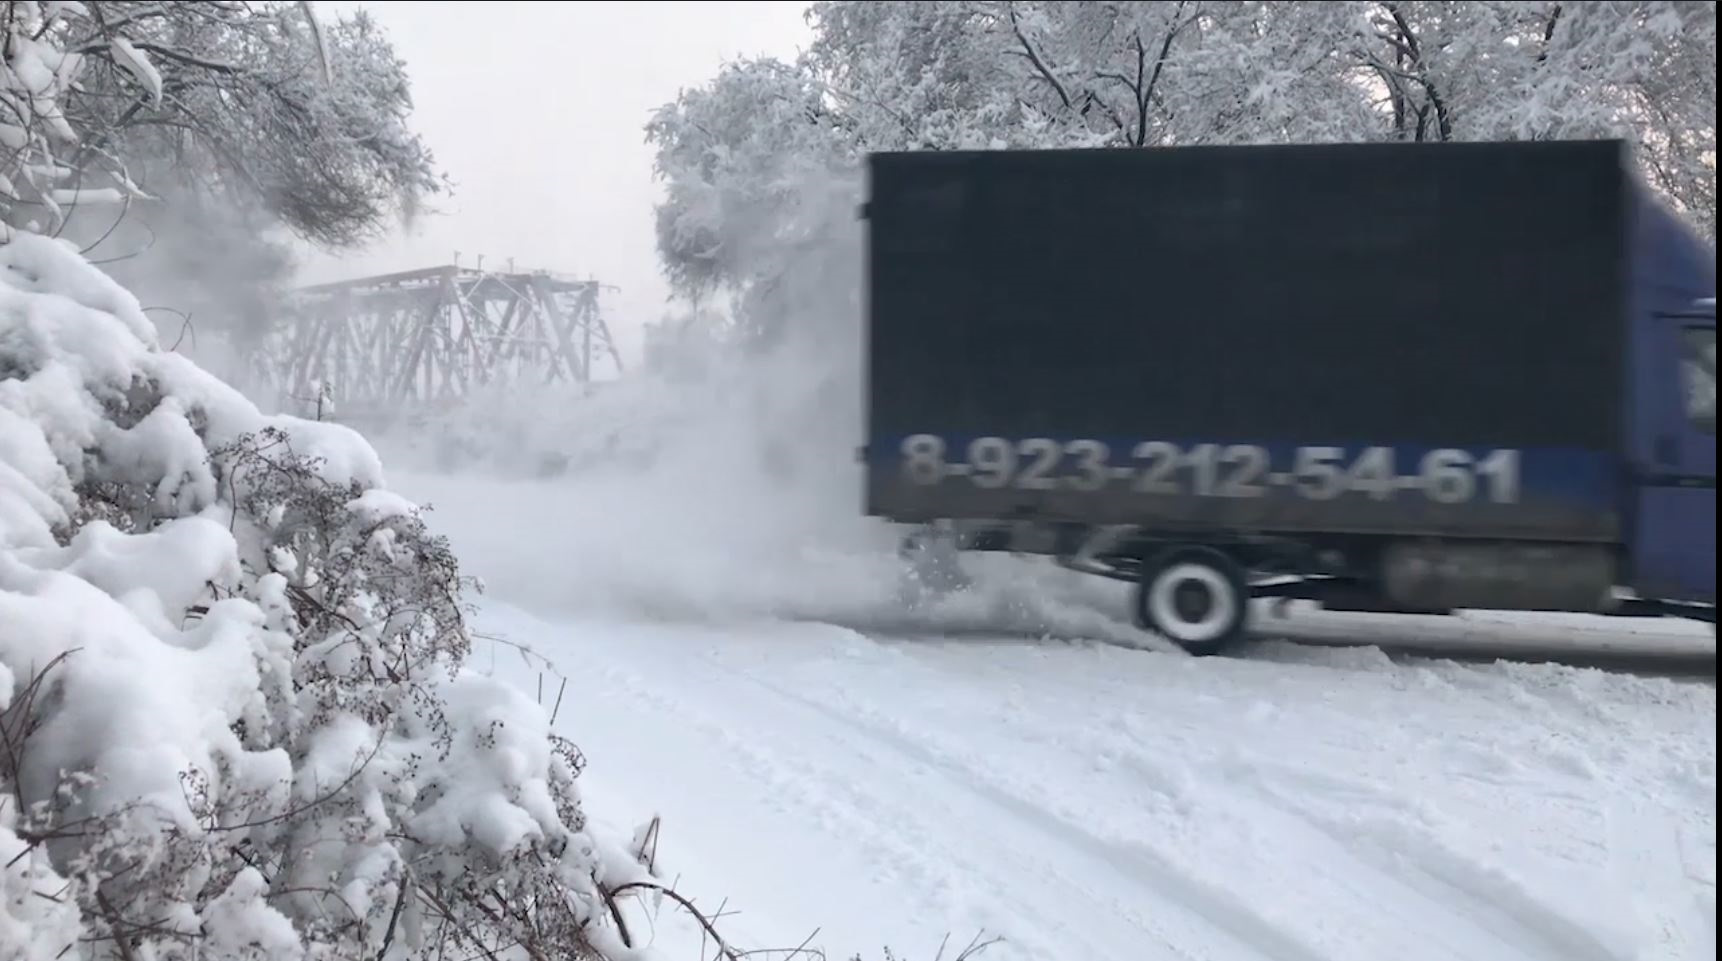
860;139;1715;652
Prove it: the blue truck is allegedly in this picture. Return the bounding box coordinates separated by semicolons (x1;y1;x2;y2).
860;139;1715;654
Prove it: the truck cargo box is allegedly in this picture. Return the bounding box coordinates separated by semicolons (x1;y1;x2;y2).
863;140;1635;542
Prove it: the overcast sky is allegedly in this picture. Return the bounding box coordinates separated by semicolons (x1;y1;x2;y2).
299;1;813;362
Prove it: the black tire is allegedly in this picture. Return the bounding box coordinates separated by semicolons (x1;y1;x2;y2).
1133;547;1251;656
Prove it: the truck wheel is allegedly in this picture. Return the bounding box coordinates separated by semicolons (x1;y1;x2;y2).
1134;548;1250;656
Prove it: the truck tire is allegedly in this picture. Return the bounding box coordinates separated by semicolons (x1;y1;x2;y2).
1134;547;1250;656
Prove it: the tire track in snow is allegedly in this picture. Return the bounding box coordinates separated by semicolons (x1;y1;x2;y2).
1135;750;1590;961
1238;766;1643;961
740;654;1634;961
1102;652;1710;961
761;629;1711;961
561;629;1196;961
1603;801;1715;961
1097;661;1705;961
713;657;1347;961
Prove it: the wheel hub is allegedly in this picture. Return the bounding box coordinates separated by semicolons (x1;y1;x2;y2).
1172;578;1215;624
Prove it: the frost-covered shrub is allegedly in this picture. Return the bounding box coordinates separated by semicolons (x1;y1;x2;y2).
0;232;659;959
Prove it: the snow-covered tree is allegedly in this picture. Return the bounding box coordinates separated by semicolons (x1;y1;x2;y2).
648;0;1716;324
647;57;855;306
806;1;1378;151
1350;1;1715;235
646;2;1370;344
2;1;442;247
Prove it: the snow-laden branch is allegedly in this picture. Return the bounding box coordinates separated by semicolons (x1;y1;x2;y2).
2;0;441;247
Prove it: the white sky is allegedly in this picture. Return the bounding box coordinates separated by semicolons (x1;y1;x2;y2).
297;1;813;363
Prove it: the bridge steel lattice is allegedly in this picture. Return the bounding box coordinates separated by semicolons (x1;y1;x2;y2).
261;265;623;420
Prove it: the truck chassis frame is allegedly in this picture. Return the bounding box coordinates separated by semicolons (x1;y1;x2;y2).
900;520;1717;655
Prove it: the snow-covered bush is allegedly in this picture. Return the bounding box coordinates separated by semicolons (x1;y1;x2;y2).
0;232;661;957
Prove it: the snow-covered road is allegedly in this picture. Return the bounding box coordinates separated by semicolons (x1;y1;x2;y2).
394;467;1717;961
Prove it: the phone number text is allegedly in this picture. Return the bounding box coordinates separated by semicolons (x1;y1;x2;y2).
893;434;1522;504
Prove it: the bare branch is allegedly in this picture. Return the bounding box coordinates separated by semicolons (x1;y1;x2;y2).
1008;5;1073;111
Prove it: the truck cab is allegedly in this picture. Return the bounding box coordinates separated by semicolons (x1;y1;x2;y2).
1630;308;1714;608
1627;198;1715;610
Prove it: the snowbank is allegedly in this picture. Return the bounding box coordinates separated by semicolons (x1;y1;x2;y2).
0;232;657;959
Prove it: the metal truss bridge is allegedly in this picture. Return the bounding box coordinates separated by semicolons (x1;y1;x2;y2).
257;265;623;421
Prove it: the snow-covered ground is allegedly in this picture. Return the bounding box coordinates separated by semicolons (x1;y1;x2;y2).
391;465;1717;961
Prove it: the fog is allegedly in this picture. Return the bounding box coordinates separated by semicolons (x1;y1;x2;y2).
295;1;817;366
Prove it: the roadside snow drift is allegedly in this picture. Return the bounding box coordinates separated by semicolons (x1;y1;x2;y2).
0;233;658;960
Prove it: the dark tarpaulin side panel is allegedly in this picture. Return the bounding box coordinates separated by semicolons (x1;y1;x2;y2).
863;140;1628;539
